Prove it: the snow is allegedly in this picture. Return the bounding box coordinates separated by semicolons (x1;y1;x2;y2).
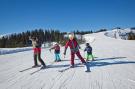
83;34;95;43
0;32;135;89
104;28;135;40
0;47;32;55
0;42;59;55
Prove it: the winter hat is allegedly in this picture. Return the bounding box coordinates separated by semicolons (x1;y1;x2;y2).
86;43;90;46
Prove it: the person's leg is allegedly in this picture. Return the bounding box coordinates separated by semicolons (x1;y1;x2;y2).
86;54;89;61
37;48;46;66
55;53;57;62
76;51;86;63
33;48;38;66
71;52;75;66
57;53;61;61
38;52;46;66
91;54;94;61
87;54;93;61
33;54;38;66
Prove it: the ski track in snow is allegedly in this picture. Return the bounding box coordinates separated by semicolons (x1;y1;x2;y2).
0;32;135;89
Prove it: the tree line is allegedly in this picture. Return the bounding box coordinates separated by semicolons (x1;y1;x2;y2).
0;29;64;48
0;29;93;48
1;28;134;48
128;32;135;40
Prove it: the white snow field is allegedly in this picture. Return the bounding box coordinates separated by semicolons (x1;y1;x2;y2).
0;32;135;89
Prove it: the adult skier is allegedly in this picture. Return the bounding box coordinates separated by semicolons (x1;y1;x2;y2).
29;36;46;69
63;33;86;68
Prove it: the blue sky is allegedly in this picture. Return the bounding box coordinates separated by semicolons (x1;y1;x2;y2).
0;0;135;34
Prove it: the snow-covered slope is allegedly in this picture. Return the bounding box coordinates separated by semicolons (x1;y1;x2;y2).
0;44;48;55
0;47;32;55
0;32;135;89
83;35;95;43
104;28;135;40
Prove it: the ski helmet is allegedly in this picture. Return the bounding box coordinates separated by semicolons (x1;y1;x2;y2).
68;33;74;40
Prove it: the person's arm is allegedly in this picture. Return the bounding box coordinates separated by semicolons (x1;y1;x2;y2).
64;41;69;55
76;40;81;49
90;46;92;52
84;48;87;51
29;36;35;47
51;46;55;49
77;43;81;49
49;45;55;51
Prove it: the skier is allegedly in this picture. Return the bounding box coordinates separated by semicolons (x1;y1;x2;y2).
84;43;94;61
49;43;61;62
29;36;46;68
63;33;86;68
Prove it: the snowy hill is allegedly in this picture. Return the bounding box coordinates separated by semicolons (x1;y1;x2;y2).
104;28;135;40
0;32;135;89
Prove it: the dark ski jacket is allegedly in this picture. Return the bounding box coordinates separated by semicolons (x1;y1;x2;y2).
84;46;92;54
36;40;42;48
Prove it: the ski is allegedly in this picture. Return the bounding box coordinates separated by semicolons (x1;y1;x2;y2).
30;67;44;75
19;65;41;72
58;62;90;73
58;63;82;73
30;61;55;75
58;66;71;72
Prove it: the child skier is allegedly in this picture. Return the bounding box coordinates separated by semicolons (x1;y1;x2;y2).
49;43;61;62
84;43;94;61
29;36;46;68
63;33;86;68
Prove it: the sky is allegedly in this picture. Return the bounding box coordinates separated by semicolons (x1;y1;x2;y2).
0;0;135;34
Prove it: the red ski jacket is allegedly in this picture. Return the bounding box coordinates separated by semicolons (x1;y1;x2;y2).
65;39;80;52
51;44;60;53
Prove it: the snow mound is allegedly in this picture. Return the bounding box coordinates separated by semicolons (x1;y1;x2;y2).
104;28;135;40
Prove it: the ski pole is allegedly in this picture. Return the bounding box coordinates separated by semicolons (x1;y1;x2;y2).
63;54;65;59
49;49;53;54
83;51;85;58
